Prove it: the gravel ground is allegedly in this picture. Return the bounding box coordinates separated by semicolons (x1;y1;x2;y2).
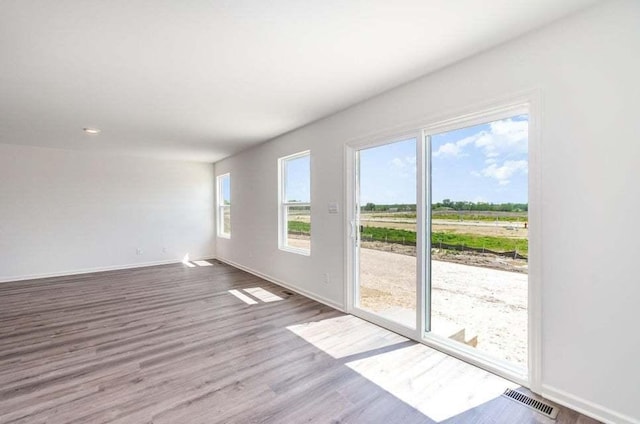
287;236;527;366
359;247;527;366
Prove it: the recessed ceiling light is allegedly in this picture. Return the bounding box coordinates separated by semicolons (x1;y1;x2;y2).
83;127;101;134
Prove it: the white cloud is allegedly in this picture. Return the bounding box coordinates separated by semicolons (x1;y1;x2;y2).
474;119;528;157
481;159;528;185
391;155;417;168
490;118;528;141
390;156;417;179
433;117;528;159
433;142;461;157
391;157;405;168
432;134;476;157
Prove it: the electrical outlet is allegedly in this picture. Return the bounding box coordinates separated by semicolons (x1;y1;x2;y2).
162;247;167;253
136;248;143;255
323;273;330;284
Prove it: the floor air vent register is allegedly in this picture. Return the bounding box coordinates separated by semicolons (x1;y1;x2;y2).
502;389;559;419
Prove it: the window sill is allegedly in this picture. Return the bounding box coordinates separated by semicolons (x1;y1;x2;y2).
279;246;310;256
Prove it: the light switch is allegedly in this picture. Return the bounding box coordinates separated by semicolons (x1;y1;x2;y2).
328;202;339;214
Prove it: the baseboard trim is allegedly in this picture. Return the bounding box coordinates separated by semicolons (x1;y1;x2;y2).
541;384;639;424
214;256;345;312
0;254;216;284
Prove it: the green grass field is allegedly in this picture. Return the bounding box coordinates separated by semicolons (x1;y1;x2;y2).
288;221;528;255
288;220;311;234
431;231;528;255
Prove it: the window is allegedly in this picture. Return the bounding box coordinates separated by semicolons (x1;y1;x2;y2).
217;173;231;238
278;151;311;254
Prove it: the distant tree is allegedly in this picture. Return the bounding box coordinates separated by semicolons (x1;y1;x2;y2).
363;202;376;211
431;200;527;212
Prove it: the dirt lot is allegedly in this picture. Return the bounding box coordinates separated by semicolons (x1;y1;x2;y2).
360;240;528;273
292;212;528;238
359;247;527;366
360;218;528;239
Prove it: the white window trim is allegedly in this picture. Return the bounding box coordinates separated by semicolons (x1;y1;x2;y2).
216;173;231;239
278;150;311;256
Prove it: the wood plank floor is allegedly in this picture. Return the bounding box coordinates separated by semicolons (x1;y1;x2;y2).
0;260;600;424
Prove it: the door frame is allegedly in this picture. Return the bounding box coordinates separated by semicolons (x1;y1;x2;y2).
343;90;542;391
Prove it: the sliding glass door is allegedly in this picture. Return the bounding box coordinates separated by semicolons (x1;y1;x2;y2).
349;105;531;382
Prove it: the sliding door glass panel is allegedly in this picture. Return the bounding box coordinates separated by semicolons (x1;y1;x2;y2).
357;137;417;329
428;115;528;368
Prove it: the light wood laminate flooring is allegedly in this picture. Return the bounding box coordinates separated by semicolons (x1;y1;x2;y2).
0;260;600;423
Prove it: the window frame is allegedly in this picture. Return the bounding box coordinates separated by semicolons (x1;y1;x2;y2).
216;173;231;239
278;150;311;255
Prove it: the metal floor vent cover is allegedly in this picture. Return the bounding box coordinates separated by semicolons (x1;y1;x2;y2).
502;389;559;419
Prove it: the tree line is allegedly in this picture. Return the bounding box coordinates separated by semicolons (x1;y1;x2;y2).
362;200;527;212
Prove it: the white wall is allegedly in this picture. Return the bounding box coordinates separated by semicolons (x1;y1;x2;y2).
214;1;640;422
0;143;215;281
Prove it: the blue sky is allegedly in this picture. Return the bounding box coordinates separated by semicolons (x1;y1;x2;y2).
359;115;529;205
220;174;230;203
285;154;311;202
360;138;417;205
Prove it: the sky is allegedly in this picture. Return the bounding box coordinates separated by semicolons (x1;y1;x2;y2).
359;115;529;205
360;138;418;205
285;154;311;203
220;174;230;203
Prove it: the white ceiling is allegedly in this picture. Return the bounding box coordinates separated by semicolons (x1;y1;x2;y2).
0;0;600;162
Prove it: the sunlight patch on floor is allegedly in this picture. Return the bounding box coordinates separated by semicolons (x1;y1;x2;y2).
228;289;258;305
287;314;518;422
287;315;406;359
244;287;283;302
